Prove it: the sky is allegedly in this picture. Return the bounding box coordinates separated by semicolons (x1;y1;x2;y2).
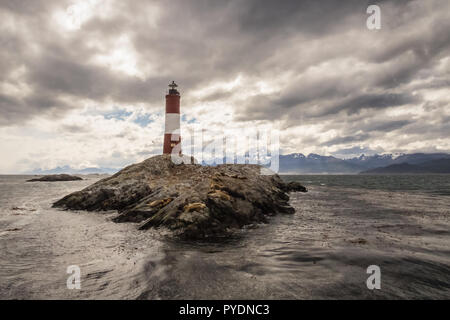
0;0;449;173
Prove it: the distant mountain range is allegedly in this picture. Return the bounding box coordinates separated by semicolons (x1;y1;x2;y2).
279;153;450;174
28;165;118;175
360;158;450;174
27;152;450;175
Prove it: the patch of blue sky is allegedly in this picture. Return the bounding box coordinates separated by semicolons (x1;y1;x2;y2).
103;109;132;121
133;113;155;127
181;114;197;124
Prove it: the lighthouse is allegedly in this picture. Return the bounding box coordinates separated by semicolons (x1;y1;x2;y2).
163;81;181;155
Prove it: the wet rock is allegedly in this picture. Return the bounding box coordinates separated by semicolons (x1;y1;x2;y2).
27;174;82;182
11;207;26;210
53;155;307;239
282;181;308;193
349;238;368;244
6;228;21;232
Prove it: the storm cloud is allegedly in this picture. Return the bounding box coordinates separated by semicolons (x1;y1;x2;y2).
0;0;449;172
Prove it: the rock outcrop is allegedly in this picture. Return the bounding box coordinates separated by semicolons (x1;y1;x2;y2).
282;181;308;193
53;155;307;239
27;174;83;182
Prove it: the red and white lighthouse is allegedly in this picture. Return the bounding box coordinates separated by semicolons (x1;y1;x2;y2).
163;81;181;155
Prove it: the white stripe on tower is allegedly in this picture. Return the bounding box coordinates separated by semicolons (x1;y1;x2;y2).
165;113;180;134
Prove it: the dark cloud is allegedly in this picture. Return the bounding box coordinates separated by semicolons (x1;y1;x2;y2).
0;0;61;15
0;94;23;125
328;93;420;116
367;120;412;132
322;133;371;147
26;53;164;103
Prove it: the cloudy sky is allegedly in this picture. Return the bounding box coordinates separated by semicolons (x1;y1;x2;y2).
0;0;449;173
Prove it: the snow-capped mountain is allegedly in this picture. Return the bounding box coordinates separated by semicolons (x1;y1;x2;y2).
279;153;450;174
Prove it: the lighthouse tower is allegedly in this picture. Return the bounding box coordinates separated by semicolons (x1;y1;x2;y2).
163;81;181;155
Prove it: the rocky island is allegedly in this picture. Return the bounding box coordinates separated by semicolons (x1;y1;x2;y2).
53;155;307;239
27;174;83;182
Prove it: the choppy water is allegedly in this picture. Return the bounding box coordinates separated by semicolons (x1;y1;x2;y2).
0;174;449;299
283;174;450;196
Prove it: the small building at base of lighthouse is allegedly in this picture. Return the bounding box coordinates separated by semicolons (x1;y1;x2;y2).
163;81;181;155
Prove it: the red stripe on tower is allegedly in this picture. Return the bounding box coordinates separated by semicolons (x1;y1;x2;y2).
163;81;181;155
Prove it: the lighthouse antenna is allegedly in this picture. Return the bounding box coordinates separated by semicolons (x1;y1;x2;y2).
169;81;178;89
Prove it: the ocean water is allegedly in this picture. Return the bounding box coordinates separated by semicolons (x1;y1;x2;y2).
0;174;449;299
283;174;450;196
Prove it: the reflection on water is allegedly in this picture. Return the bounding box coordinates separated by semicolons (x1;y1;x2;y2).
0;175;449;299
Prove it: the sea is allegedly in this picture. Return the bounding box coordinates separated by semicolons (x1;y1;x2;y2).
0;174;449;299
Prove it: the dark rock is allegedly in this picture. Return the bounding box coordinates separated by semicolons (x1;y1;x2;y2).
6;228;21;232
348;238;368;244
282;181;308;193
53;155;307;239
27;174;83;182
